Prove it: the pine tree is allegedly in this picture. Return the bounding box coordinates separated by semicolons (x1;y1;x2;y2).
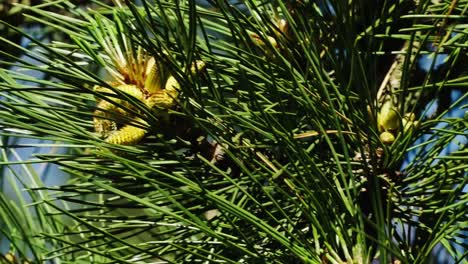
0;0;466;263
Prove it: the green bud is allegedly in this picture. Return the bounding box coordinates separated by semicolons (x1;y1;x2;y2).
404;112;416;122
378;101;400;132
402;119;412;134
402;115;420;134
380;131;395;145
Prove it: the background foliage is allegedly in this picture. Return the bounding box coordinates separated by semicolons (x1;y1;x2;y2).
0;0;467;263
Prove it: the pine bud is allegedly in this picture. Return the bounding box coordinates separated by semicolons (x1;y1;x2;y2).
380;131;395;145
378;101;400;132
404;120;420;133
404;112;416;122
402;113;419;134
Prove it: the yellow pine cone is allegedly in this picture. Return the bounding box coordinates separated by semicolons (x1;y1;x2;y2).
94;60;206;145
115;84;145;99
145;60;206;110
93;84;144;101
93;85;110;100
93;84;144;137
146;90;177;109
144;57;165;94
104;119;148;145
